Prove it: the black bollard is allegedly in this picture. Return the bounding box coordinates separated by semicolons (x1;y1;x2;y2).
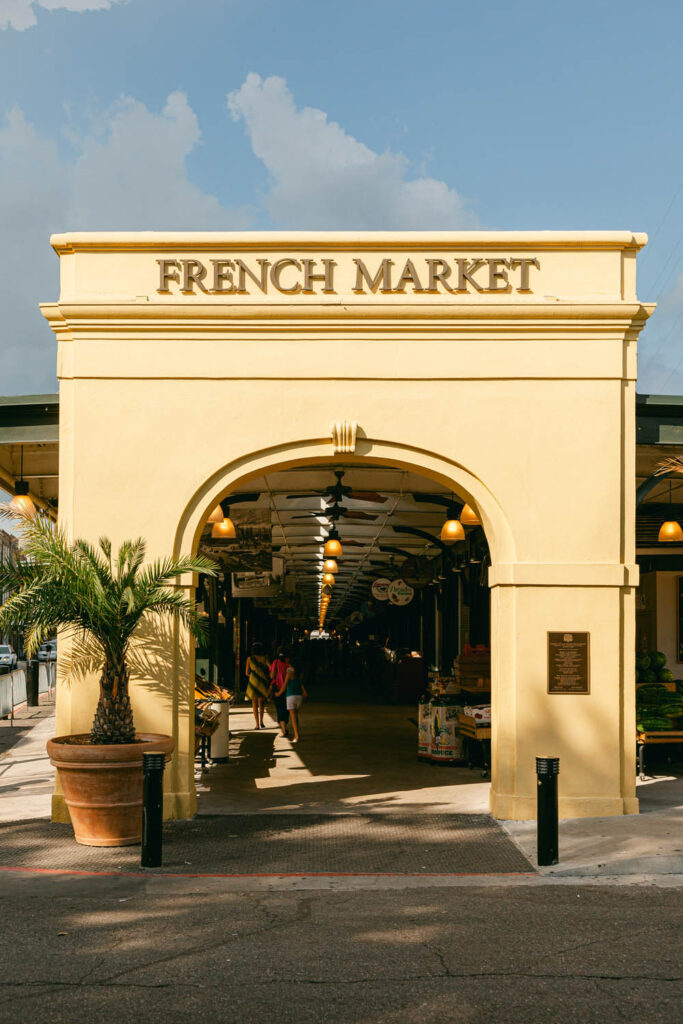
26;659;40;707
536;756;560;866
141;752;166;868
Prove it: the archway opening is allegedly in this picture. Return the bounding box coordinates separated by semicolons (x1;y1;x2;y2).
190;459;495;816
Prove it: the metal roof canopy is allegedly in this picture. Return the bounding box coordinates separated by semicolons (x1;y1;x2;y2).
0;394;59;512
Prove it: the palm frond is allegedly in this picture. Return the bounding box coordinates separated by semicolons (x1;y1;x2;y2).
0;503;216;681
655;457;683;476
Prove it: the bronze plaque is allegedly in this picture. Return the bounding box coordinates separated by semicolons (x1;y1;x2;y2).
547;632;590;694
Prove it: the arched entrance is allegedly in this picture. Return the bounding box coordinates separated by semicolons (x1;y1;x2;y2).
177;443;509;820
43;230;651;823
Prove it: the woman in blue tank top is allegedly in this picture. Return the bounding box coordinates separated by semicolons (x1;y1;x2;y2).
283;653;308;744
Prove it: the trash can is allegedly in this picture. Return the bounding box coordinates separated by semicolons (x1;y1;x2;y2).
209;700;230;762
417;693;432;761
431;697;463;764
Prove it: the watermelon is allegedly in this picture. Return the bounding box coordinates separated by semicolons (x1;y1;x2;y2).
636;653;651;671
639;668;657;683
650;651;667;670
660;669;675;682
638;716;672;731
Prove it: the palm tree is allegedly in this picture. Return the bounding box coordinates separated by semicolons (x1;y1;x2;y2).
0;507;216;744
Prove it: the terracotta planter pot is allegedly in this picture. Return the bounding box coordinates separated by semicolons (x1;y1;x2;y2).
47;733;174;847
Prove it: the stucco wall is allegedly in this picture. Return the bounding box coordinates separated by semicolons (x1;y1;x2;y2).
42;231;652;820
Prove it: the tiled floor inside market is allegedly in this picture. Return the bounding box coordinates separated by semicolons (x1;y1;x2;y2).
196;704;492;816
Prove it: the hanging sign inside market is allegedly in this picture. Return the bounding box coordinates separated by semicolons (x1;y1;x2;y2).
156;255;541;297
388;578;415;606
400;556;435;589
371;577;392;601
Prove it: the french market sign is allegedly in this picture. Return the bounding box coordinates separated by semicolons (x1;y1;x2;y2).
156;255;541;297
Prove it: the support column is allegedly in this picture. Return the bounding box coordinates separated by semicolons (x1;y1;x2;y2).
489;565;639;820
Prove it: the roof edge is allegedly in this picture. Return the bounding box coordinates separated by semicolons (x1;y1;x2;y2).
50;230;649;254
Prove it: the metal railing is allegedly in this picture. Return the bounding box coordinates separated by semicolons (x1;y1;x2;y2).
0;662;56;719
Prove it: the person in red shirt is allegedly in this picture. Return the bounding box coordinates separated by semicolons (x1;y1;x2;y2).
268;650;290;737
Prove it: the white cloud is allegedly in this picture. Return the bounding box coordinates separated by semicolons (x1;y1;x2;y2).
0;0;126;31
0;109;69;391
227;73;474;230
0;93;247;393
68;91;248;229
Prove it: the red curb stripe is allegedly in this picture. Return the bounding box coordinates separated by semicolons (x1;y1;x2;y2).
0;865;537;879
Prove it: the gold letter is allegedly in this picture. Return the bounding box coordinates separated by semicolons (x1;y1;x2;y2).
425;259;454;293
393;259;425;293
270;258;302;294
509;258;540;292
486;259;511;292
235;258;269;294
211;260;236;293
181;260;209;294
157;259;180;293
301;259;336;294
455;259;485;292
352;258;394;293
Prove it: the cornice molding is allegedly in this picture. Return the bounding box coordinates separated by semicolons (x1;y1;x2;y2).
50;230;649;255
40;301;654;329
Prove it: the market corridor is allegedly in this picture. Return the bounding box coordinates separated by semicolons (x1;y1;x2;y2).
195;703;490;816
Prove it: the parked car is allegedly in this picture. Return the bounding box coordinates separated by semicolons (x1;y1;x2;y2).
0;644;17;671
38;641;57;662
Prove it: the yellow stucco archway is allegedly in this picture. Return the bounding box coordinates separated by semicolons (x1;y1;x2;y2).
43;230;653;823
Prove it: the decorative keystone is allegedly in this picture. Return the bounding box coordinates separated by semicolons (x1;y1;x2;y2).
331;421;358;454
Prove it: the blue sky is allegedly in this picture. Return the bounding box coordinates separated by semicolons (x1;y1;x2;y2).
1;0;682;393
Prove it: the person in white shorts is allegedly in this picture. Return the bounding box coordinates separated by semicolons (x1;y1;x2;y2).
283;654;308;744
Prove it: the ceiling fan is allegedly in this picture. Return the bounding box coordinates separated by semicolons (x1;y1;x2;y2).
287;469;388;505
273;539;366;550
291;498;378;523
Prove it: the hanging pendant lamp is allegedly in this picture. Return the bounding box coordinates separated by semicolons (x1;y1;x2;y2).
658;481;683;542
322;572;336;585
440;504;465;543
323;558;339;573
211;517;237;539
10;446;36;518
658;521;683;542
323;527;343;559
460;503;481;527
208;504;224;524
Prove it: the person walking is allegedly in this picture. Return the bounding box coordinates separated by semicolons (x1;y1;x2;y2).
282;652;307;744
245;642;270;729
269;649;290;738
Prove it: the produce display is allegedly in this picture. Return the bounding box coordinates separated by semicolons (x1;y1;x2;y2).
635;650;675;683
636;683;683;732
634;650;683;731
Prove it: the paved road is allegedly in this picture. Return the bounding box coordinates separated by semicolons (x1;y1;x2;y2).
0;875;680;1023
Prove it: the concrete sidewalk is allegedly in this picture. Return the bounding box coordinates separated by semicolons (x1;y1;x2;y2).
504;774;683;878
0;702;55;822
